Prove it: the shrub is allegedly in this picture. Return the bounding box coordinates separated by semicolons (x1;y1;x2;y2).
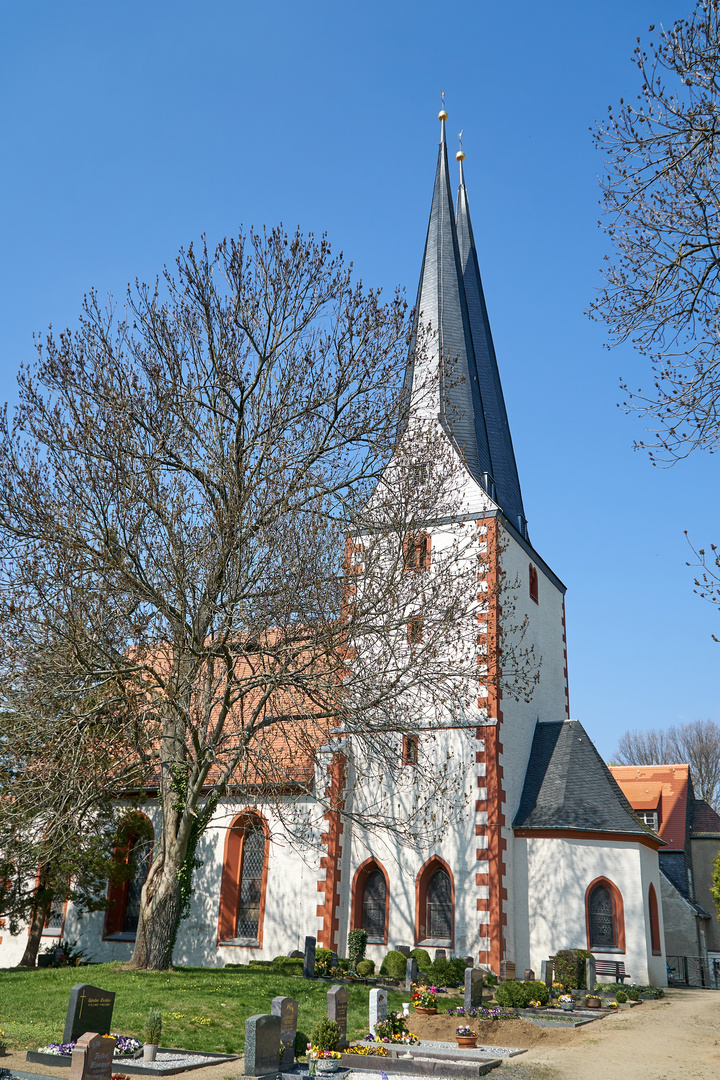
143;1008;162;1045
379;950;408;980
615;990;627;1003
295;1031;310;1058
626;988;639;1001
315;947;334;976
310;1019;340;1051
495;979;548;1008
553;949;593;990
356;959;375;977
429;957;450;986
410;948;432;972
338;957;350;972
348;928;368;970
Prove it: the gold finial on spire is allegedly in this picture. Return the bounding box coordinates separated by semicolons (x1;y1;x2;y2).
456;129;465;161
438;89;448;122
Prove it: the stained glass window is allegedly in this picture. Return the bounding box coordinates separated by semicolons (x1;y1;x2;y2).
361;869;386;942
588;884;616;949
123;838;152;934
236;822;265;940
426;869;452;940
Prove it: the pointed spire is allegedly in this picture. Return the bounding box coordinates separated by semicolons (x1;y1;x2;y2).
456;148;527;534
404;108;493;488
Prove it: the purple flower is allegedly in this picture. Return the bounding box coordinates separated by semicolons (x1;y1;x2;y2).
445;1008;456;1016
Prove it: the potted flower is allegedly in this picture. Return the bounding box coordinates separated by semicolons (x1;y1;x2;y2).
558;994;575;1012
411;985;438;1014
585;994;602;1009
143;1008;162;1062
309;1049;342;1074
454;1026;478;1049
528;1000;543;1009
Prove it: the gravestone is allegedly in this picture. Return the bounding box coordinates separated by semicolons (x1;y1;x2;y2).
434;949;446;960
405;957;418;991
68;1033;115;1080
540;960;551;987
63;985;115;1044
327;984;349;1048
244;1014;281;1076
330;951;338;971
464;968;483;1011
585;956;596;993
289;949;303;959
271;996;298;1070
524;969;535;982
303;935;316;979
394;945;411;957
464;956;474;967
499;960;516;982
368;987;387;1037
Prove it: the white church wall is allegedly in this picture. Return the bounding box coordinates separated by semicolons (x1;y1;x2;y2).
519;834;662;985
638;844;668;987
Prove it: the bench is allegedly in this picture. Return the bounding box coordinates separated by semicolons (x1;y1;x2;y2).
595;959;630;984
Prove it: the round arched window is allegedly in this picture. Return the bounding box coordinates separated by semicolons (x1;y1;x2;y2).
236;820;266;940
361;868;387;942
588;883;616;949
426;868;452;940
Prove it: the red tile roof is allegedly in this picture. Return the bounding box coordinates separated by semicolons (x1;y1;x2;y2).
610;765;690;850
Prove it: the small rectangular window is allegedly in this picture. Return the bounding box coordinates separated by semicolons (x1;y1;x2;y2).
407;616;423;645
640;810;658;831
404;534;430;571
402;733;419;765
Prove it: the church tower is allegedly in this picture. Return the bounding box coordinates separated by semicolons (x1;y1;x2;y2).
395;108;571;973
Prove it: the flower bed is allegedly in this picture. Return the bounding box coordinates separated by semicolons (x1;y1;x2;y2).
37;1036;142;1059
445;1007;518;1020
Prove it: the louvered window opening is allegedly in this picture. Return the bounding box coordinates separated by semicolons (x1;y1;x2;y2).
588;885;615;949
123;839;152;934
426;869;452;940
361;869;386;942
236;824;265;939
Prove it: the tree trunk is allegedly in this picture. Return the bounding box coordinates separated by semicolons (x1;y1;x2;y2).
18;893;52;968
128;859;183;971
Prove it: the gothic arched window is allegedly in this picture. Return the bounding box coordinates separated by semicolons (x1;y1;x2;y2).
123;836;152;934
217;813;269;947
104;815;154;939
585;877;625;952
426;868;452;940
648;883;661;955
236;820;265;939
361;869;387;942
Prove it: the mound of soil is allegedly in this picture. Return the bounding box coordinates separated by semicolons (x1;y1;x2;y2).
406;1008;580;1049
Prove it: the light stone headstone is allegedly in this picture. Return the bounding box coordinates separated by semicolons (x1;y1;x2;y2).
64;985;115;1044
303;935;316;979
368;987;387;1037
499;960;516;982
464;968;483;1011
585;956;596;992
244;1014;281;1076
405;957;418;991
394;945;411;957
271;996;298;1069
68;1033;115;1080
327;984;349;1048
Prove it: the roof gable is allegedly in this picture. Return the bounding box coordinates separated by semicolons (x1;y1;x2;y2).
610;764;690;850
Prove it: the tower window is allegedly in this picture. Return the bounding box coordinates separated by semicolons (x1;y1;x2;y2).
402;733;419;765
529;564;539;604
407;616;423;645
404;533;430;571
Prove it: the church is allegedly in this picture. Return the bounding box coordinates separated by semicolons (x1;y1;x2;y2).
0;111;668;986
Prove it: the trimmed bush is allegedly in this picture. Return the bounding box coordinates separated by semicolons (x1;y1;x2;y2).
553;949;593;990
310;1018;340;1051
295;1031;310;1058
626;988;639;1001
379;949;408;980
615;990;627;1004
356;959;375;977
348;928;368;970
495;979;548;1008
410;948;432;972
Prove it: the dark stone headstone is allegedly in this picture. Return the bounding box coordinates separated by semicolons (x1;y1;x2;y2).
405;957;418;991
464;968;483;1011
330;951;338;971
524;969;535;982
499;960;516;983
585;956;596;992
434;949;446;961
394;945;411;957
63;985;115;1044
327;984;349;1048
465;956;474;968
244;1014;281;1076
303;935;316;979
289;949;304;959
271;996;298;1069
68;1033;115;1080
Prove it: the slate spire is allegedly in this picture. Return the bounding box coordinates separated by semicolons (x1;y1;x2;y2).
406;111;493;489
456;155;527;534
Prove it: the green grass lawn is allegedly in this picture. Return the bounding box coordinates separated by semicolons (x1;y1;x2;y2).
0;964;409;1055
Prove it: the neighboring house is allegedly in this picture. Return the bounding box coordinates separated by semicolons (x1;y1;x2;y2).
0;111;669;985
610;765;718;986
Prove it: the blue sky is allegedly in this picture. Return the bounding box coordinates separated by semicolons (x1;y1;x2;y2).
0;0;715;760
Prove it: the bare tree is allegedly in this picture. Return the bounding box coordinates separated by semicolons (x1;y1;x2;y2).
613;719;720;810
592;0;720;466
0;228;538;970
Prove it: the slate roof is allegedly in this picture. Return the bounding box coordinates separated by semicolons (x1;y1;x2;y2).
692;798;720;836
513;719;660;842
456;161;526;534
